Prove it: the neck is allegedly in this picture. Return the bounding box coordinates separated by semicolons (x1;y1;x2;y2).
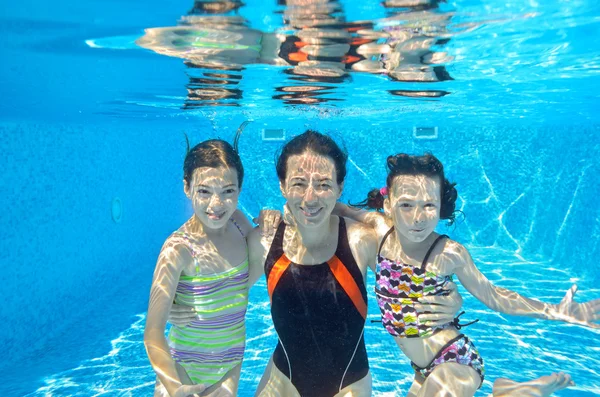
295;217;335;248
396;230;438;257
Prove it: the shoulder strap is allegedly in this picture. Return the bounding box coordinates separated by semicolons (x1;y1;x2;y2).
330;217;367;320
230;217;245;237
267;254;292;302
327;255;367;320
265;222;288;300
420;234;448;270
378;226;395;256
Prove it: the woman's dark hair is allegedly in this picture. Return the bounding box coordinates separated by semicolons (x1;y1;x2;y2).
183;121;248;188
276;130;347;186
355;153;458;225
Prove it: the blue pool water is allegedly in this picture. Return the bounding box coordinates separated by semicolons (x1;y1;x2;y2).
1;0;600;396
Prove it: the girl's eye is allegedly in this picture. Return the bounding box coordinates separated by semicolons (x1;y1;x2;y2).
399;203;411;208
425;203;436;208
224;189;236;194
198;189;210;194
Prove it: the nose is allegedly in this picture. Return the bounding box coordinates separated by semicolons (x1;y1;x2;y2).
209;193;223;208
303;185;318;204
413;209;426;225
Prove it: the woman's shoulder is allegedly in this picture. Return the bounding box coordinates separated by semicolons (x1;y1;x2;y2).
342;216;378;247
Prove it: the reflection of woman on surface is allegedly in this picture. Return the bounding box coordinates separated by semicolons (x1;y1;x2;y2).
248;131;463;397
336;153;600;396
144;131;274;397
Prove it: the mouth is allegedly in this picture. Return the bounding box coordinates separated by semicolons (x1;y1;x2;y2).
207;210;227;221
410;228;425;233
300;206;323;218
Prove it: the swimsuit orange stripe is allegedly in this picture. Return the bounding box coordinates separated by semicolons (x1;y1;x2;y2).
267;254;292;301
327;256;367;320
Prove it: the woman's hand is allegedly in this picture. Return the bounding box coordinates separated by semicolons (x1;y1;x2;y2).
168;303;197;327
415;282;464;327
174;383;207;397
549;284;600;328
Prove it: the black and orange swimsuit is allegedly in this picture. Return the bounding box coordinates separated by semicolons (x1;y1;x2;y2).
265;217;369;396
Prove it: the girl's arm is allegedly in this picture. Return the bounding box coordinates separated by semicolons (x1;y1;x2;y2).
143;244;206;396
333;202;390;232
450;241;600;328
245;209;281;287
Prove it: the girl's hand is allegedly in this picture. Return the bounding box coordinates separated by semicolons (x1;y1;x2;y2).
551;284;600;328
283;203;295;226
254;209;282;237
168;303;197;327
415;281;464;327
174;383;207;397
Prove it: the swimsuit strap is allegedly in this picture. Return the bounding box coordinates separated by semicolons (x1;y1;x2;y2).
378;226;396;256
230;217;245;237
420;234;448;270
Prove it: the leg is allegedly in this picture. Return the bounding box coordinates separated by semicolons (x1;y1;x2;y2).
255;356;301;397
405;372;425;397
491;372;573;397
334;371;372;397
416;362;480;397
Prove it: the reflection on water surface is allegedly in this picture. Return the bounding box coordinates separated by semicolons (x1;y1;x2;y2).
136;0;469;107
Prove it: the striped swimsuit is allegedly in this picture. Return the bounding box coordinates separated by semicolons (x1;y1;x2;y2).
167;225;249;387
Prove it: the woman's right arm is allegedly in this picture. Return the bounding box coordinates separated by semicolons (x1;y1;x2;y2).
144;244;196;396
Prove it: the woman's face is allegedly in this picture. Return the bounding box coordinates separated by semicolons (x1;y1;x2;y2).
185;166;240;230
385;174;441;243
281;151;342;228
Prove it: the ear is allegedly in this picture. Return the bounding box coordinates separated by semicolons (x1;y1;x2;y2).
337;181;344;199
383;197;391;217
279;181;287;199
184;180;192;199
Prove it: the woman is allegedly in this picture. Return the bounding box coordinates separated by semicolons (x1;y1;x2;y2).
247;131;463;397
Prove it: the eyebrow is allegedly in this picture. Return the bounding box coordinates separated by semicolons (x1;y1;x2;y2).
197;184;237;189
396;196;435;201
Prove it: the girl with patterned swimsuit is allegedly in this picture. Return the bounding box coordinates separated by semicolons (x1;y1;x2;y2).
144;131;279;397
335;153;600;397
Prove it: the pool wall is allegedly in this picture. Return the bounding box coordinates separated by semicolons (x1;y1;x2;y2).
1;120;599;395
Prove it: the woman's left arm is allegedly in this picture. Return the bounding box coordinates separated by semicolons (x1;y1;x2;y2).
415;281;464;328
451;241;600;328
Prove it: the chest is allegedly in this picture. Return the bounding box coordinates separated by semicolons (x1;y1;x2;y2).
181;233;247;276
376;256;451;297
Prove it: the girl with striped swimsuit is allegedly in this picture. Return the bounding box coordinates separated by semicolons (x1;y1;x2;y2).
144;133;276;397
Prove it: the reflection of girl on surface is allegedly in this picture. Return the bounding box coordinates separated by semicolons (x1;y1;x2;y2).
248;131;463;397
144;131;273;397
335;153;600;396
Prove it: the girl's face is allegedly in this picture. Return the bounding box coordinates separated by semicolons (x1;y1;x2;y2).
385;174;441;244
185;166;240;230
281;151;342;228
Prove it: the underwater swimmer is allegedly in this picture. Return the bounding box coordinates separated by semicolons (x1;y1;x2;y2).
335;153;599;396
144;127;281;397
